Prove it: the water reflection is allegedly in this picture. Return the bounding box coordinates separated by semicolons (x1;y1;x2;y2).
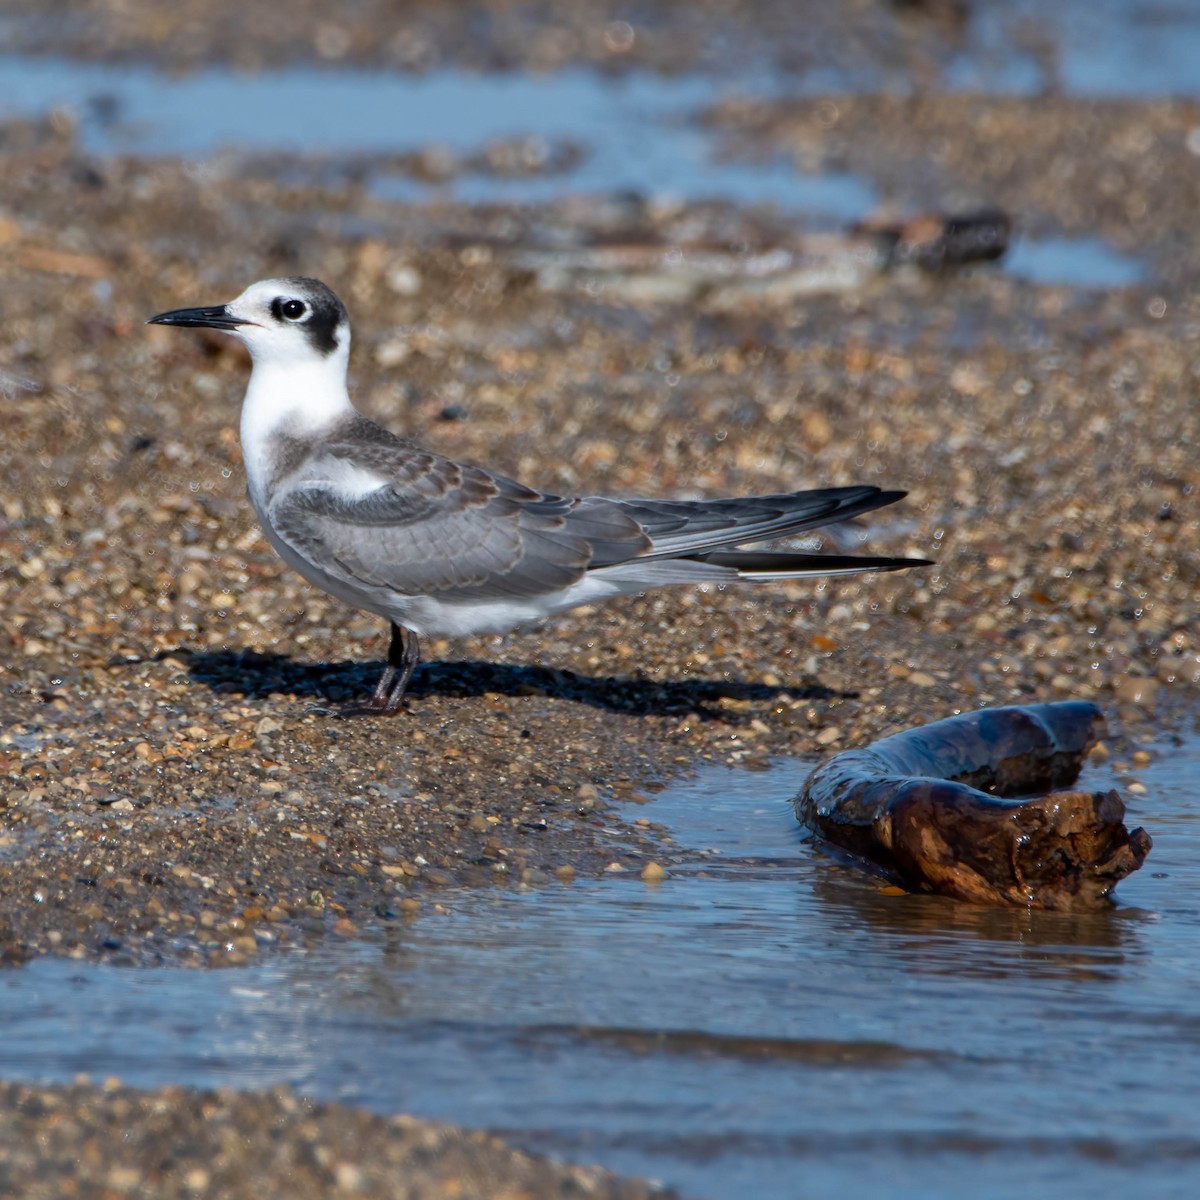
809;867;1141;982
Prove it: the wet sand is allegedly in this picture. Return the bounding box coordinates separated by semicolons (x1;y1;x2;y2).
2;2;1199;1196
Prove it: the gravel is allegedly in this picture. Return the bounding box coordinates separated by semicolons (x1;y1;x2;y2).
0;1079;675;1199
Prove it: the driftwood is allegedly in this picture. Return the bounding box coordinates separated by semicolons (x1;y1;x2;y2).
795;701;1151;910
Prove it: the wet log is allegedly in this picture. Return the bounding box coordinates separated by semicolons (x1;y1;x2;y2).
795;701;1151;910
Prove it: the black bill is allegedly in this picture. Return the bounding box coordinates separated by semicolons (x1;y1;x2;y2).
147;304;242;330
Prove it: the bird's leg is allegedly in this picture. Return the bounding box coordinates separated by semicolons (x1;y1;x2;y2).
365;625;402;707
343;622;421;717
378;623;420;714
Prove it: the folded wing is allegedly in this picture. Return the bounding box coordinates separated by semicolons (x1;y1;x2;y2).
268;438;918;604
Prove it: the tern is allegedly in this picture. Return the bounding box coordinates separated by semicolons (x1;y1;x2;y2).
149;277;928;715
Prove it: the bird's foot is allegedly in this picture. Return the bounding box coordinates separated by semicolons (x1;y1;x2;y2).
337;693;410;718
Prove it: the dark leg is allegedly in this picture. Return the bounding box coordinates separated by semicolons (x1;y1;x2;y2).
344;622;420;716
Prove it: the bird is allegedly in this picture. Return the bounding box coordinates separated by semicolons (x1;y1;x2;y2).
149;277;929;715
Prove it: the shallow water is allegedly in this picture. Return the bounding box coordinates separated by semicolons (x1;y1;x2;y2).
2;725;1198;1199
1002;235;1145;289
0;58;876;219
0;55;1155;289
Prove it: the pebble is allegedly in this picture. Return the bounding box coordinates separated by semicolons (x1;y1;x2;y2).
386;264;422;295
1115;677;1159;708
333;1162;363;1191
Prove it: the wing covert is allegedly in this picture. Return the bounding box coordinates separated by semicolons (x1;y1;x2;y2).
267;442;650;601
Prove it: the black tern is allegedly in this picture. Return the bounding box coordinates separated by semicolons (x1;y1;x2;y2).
149;277;929;714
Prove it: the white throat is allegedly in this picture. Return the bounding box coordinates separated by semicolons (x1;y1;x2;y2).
239;340;355;506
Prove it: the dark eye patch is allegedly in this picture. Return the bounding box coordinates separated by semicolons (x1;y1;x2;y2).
274;277;347;355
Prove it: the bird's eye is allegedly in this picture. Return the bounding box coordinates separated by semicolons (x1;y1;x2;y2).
276;298;307;321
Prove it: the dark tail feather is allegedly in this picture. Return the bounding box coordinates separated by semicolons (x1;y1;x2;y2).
694;550;933;578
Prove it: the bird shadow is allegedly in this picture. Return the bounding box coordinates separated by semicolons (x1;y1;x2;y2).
167;648;852;719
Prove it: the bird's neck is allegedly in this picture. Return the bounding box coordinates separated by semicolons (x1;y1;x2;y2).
239;348;356;502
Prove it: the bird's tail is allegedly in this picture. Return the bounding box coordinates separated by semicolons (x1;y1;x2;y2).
694;550;932;580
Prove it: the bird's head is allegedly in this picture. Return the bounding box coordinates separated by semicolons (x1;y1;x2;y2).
149;277;350;370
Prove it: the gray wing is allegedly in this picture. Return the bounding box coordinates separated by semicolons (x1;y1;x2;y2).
269;436;902;602
269;440;652;601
